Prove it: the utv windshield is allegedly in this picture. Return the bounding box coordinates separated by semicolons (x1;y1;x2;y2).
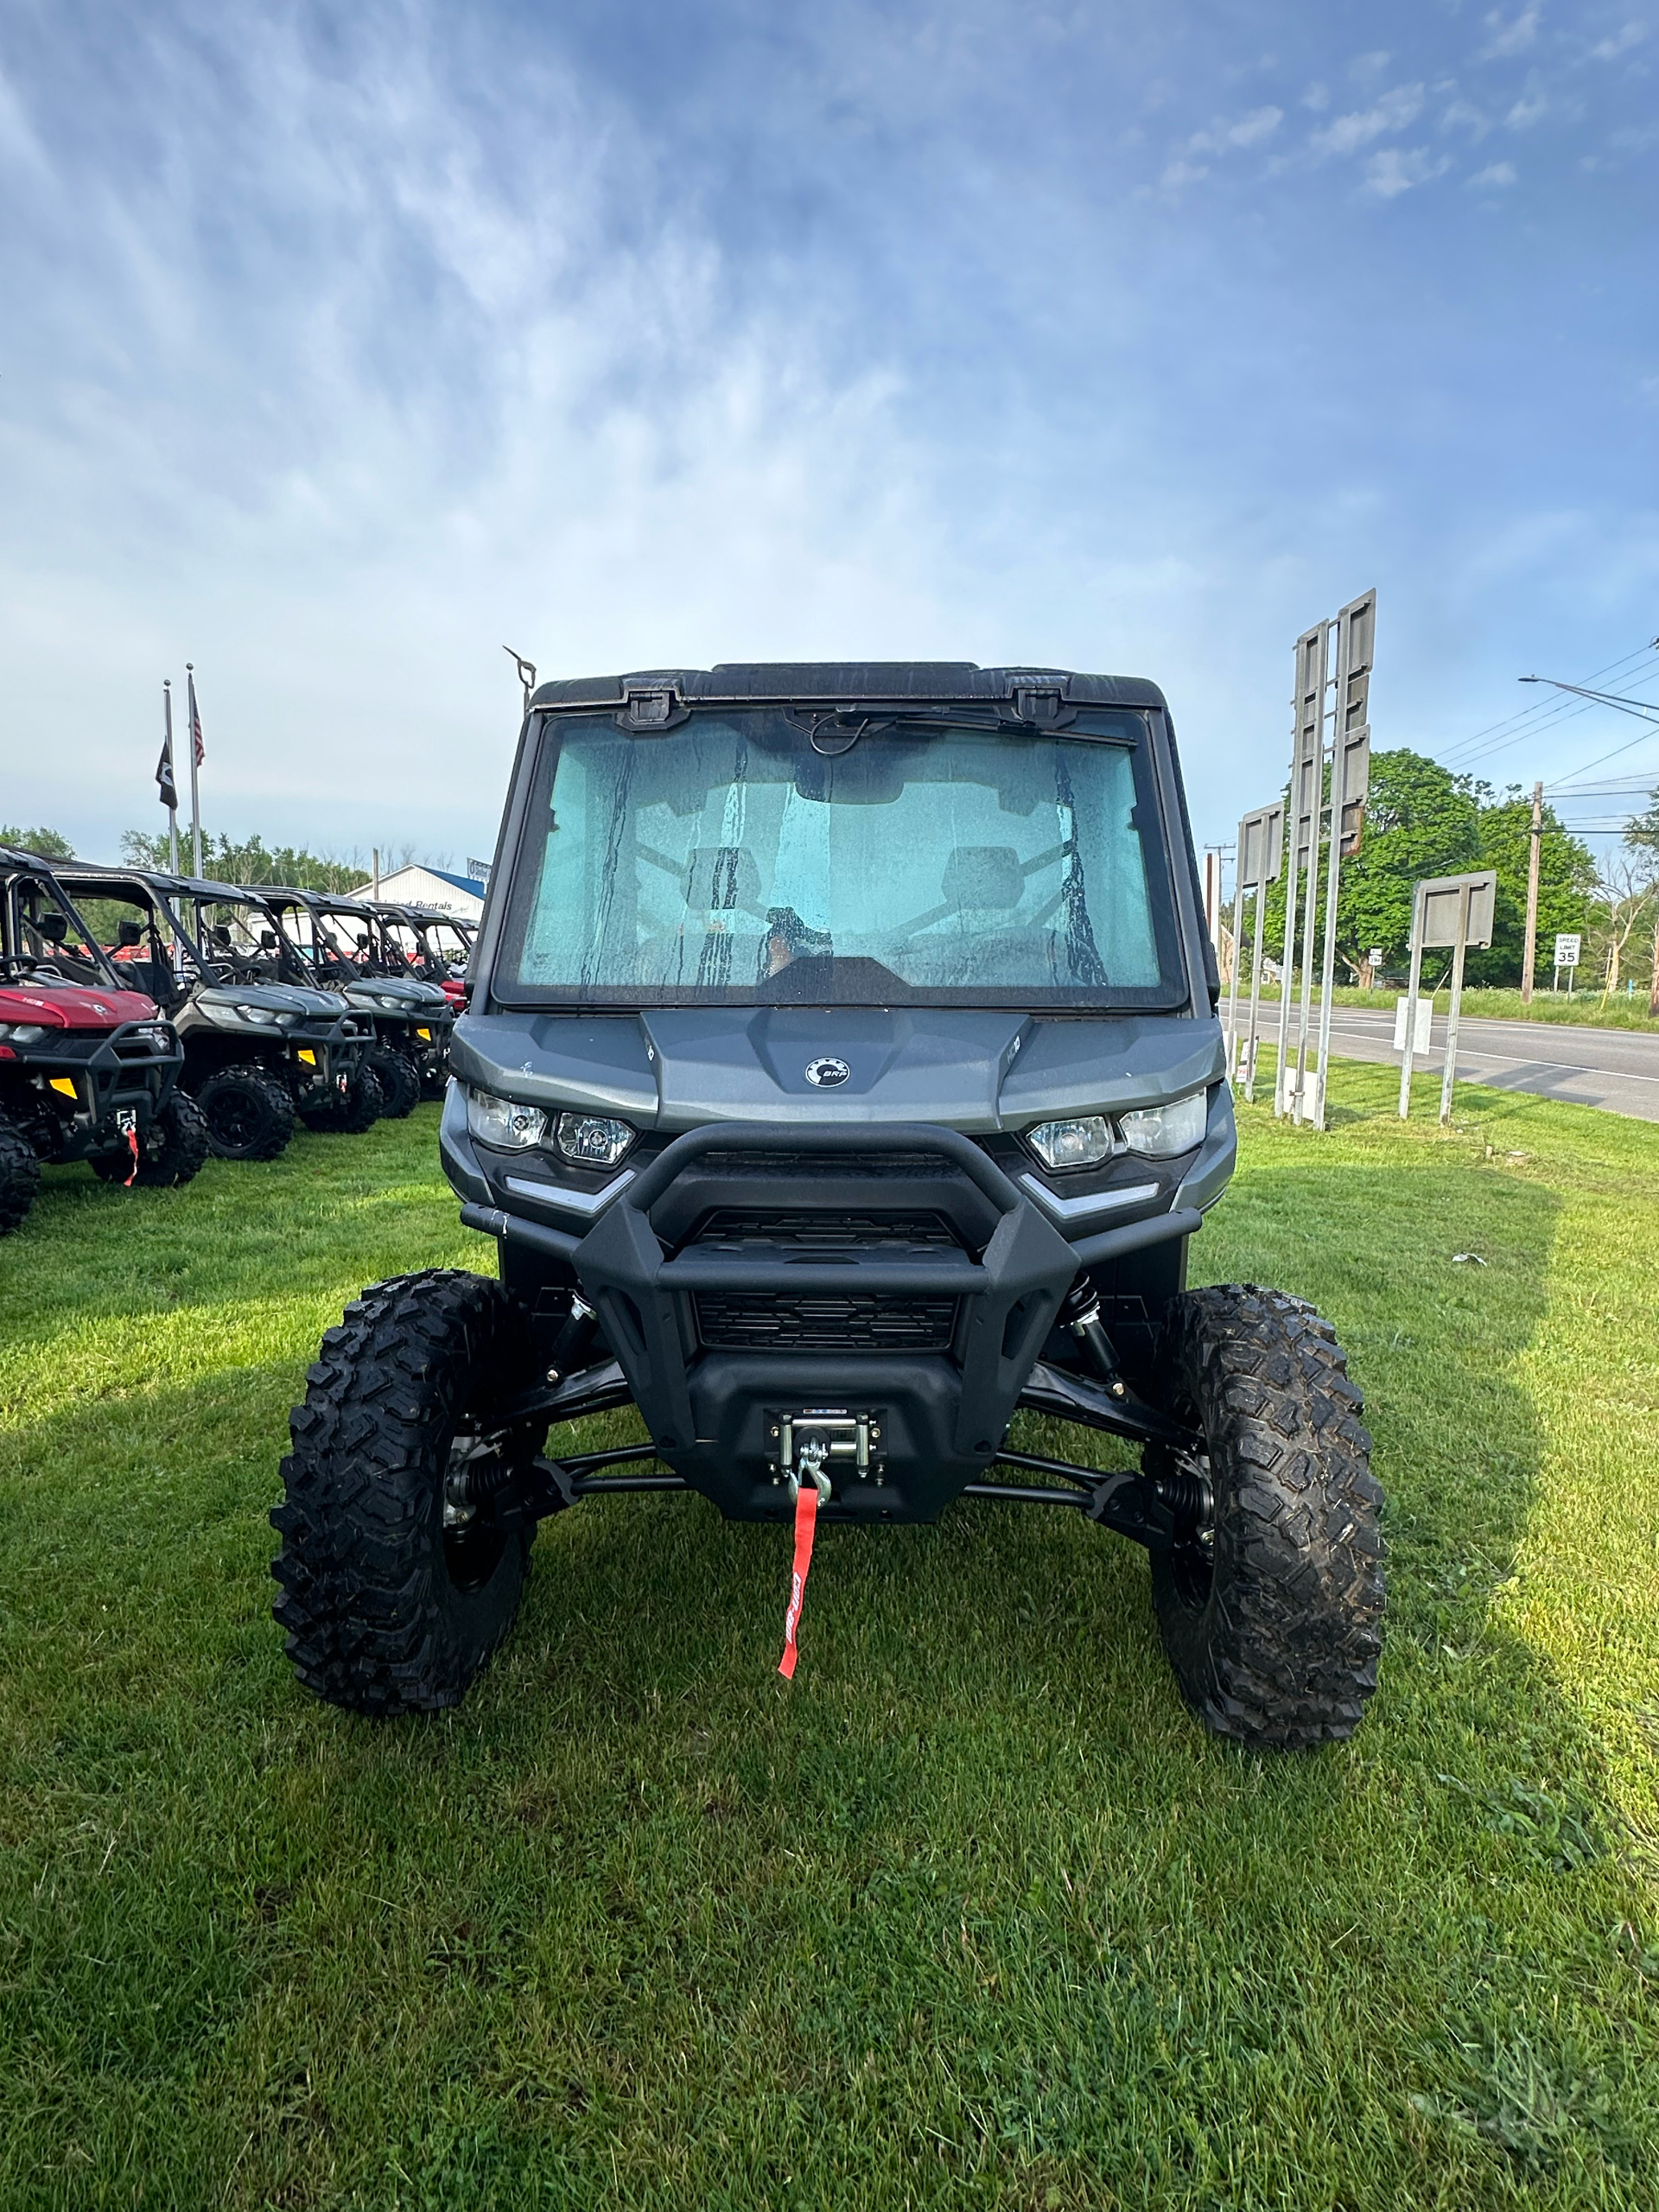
495;708;1185;1007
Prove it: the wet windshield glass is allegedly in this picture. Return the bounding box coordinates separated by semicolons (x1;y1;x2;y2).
496;709;1183;1007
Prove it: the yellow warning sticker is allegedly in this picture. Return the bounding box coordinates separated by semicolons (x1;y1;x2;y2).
49;1076;78;1098
296;1048;317;1065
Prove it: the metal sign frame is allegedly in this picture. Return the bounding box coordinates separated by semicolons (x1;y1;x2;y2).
1225;799;1285;1100
1396;868;1497;1124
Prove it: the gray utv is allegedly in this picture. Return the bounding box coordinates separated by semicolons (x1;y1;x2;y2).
272;664;1383;1748
261;888;455;1118
53;865;375;1160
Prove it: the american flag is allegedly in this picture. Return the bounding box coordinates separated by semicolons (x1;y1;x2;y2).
187;668;205;766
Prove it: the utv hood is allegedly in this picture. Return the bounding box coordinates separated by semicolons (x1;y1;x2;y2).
197;982;349;1020
450;1006;1224;1132
0;982;159;1030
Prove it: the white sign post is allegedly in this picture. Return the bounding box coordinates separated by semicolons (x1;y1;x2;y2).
1397;870;1496;1123
1553;931;1580;993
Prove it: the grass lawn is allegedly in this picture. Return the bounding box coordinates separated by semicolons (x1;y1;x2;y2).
2;1071;1656;2210
1247;985;1659;1032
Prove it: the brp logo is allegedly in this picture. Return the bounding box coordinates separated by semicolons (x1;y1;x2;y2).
804;1056;851;1088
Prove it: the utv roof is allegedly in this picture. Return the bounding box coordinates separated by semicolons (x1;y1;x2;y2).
53;860;279;906
526;662;1170;715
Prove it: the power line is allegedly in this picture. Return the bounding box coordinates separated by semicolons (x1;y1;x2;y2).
1435;639;1659;768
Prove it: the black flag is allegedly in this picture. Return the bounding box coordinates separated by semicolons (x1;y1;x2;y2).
156;733;179;811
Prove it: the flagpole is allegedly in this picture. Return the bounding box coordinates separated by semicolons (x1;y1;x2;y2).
187;662;203;878
163;680;180;873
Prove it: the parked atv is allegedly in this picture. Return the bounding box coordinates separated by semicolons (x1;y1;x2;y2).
262;889;455;1114
0;845;204;1230
51;864;377;1159
273;664;1383;1747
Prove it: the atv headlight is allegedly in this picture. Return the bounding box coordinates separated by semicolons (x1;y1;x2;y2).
234;1004;283;1027
1118;1090;1208;1159
0;1022;48;1044
556;1112;637;1169
1026;1116;1113;1172
466;1088;547;1149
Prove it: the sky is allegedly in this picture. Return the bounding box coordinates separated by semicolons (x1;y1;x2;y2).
2;0;1656;874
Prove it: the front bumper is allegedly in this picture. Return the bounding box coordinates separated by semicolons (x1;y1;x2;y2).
286;1019;370;1104
5;1021;182;1161
558;1123;1084;1522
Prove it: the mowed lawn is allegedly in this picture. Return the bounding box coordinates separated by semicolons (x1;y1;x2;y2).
2;1067;1656;2212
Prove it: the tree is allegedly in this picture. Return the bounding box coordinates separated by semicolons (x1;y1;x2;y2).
119;828;365;893
1469;792;1597;988
1591;855;1656;1003
0;823;74;860
1624;786;1659;1014
1253;751;1596;988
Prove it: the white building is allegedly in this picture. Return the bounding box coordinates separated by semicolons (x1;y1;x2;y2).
349;863;487;921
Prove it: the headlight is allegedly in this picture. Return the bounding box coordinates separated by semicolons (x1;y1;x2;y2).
1026;1116;1113;1172
556;1112;636;1169
0;1022;48;1044
237;1005;282;1026
1118;1090;1208;1158
467;1088;547;1149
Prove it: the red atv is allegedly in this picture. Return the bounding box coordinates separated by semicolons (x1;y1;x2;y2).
0;846;207;1233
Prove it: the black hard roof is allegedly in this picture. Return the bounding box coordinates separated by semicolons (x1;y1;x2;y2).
53;859;274;904
527;662;1168;714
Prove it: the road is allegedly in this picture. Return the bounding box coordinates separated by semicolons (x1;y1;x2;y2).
1287;1007;1659;1122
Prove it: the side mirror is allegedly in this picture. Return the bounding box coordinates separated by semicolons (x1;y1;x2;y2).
260;931;277;950
117;918;143;948
38;912;68;943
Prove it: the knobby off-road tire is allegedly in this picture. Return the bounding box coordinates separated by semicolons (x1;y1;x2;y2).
0;1115;41;1234
301;1064;384;1135
365;1046;420;1121
196;1064;297;1162
1146;1285;1384;1750
91;1090;211;1188
270;1270;540;1716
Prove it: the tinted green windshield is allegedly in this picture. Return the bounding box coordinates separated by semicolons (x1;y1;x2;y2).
495;709;1184;1007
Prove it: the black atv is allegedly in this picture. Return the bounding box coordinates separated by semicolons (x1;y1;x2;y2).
261;889;454;1117
0;845;205;1230
272;664;1383;1748
51;865;377;1160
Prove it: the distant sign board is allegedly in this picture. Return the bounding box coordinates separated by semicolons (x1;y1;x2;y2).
1417;870;1496;950
1554;932;1581;969
1236;801;1285;889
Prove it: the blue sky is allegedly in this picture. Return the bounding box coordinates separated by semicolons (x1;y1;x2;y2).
2;0;1656;871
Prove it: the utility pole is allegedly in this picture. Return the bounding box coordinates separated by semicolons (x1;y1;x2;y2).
1520;779;1543;1005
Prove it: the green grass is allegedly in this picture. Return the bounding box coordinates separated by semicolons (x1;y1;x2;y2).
1248;983;1659;1031
2;1077;1656;2210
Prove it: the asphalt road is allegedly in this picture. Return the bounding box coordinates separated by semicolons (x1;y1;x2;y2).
1295;1007;1659;1122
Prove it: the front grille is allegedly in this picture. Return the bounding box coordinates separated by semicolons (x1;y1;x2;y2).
695;1290;959;1352
697;1147;952;1178
693;1207;959;1250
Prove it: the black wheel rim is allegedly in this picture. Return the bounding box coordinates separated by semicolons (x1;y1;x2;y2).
207;1087;262;1153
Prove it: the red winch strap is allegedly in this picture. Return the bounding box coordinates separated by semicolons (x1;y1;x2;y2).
124;1123;140;1187
778;1479;819;1680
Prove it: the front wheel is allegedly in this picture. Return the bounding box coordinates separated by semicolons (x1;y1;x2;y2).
270;1271;538;1715
195;1064;297;1162
365;1046;420;1120
301;1064;384;1135
1145;1285;1384;1750
0;1116;41;1234
91;1091;211;1188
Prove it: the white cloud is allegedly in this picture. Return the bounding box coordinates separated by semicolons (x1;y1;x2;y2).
1590;22;1649;59
1159;157;1211;189
1469;160;1519;186
1361;146;1452;197
1311;84;1426;156
1480;6;1543;60
1301;81;1331;111
1185;105;1283;155
1440;96;1493;138
1507;89;1549;127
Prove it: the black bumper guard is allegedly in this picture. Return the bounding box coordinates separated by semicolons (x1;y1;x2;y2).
567;1122;1080;1520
